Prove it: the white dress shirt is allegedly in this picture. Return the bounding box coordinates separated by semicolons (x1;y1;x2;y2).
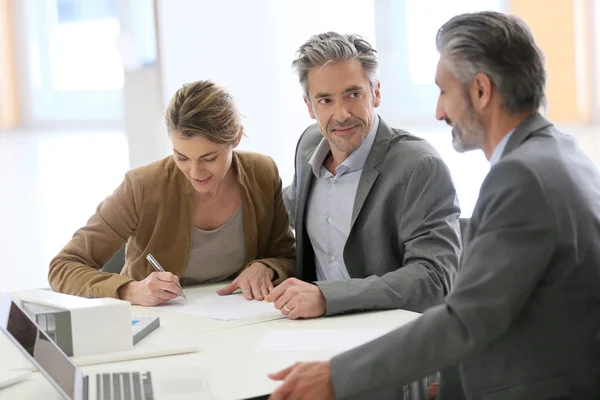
305;116;380;281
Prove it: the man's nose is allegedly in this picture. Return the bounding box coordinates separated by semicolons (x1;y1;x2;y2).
333;102;352;122
435;97;446;121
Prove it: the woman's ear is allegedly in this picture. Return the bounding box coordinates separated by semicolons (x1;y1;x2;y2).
232;126;244;148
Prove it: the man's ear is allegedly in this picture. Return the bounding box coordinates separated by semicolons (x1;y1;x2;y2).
304;97;316;120
373;81;381;108
471;73;493;110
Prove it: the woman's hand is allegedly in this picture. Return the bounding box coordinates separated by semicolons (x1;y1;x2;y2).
118;271;182;306
217;262;275;300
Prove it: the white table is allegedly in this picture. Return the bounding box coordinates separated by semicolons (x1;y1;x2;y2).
0;283;421;400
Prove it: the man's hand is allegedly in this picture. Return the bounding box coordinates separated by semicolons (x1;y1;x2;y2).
217;262;274;300
265;278;326;319
428;382;439;400
268;361;334;400
118;271;182;306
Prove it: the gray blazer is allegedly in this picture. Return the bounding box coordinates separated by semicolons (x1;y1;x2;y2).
283;117;462;315
329;113;600;399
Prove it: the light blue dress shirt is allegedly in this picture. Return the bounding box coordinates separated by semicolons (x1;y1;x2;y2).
305;116;380;281
490;129;515;166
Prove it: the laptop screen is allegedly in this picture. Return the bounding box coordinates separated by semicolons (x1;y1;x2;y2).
0;294;82;399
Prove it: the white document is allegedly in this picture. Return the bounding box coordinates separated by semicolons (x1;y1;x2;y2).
256;328;393;352
154;294;281;321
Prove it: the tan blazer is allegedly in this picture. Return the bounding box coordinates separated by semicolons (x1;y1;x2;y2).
49;151;296;299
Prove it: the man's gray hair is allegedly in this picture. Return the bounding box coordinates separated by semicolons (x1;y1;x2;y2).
292;32;379;99
436;11;546;115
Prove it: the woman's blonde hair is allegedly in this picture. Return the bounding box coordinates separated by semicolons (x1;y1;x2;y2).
165;80;241;144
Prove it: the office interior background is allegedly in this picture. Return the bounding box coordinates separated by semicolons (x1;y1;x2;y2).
0;0;599;293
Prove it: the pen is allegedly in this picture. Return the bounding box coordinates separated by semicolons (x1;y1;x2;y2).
146;253;187;300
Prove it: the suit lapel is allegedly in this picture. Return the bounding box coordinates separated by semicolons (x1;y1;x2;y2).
351;168;379;228
350;119;392;229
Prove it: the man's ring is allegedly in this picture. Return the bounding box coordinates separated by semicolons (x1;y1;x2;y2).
283;305;291;313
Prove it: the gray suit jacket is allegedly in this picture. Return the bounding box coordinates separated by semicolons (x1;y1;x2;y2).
329;113;600;400
283;117;462;315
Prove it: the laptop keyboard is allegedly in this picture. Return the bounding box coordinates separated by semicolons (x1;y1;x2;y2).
96;371;154;400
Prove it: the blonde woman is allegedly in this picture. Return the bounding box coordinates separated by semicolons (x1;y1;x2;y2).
49;80;295;306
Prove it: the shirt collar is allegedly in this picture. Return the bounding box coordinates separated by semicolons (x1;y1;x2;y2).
490;129;514;166
309;115;380;177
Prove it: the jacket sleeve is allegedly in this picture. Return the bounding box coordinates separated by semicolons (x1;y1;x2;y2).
330;160;556;398
251;159;296;284
317;156;462;315
282;183;297;230
48;171;143;298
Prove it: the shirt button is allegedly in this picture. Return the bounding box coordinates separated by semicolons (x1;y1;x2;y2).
327;217;333;223
330;256;336;262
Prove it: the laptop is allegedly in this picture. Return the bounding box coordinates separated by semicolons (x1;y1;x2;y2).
0;293;209;400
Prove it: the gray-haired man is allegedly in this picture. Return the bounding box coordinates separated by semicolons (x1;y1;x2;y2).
269;12;600;400
266;32;462;323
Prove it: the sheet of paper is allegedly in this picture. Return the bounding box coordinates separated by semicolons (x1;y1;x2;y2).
256;328;393;352
154;294;281;321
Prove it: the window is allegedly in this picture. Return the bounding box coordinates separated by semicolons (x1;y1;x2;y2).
20;0;124;122
374;0;505;125
372;1;506;216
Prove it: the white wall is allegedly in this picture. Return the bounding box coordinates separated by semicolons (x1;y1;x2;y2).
155;0;376;184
